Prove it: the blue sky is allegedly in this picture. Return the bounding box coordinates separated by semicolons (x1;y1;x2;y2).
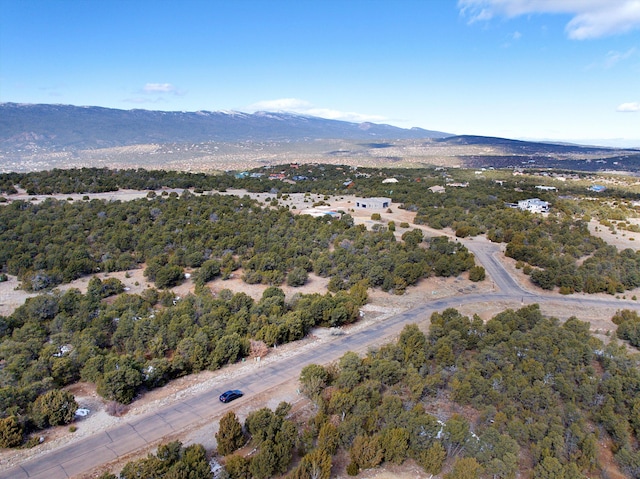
1;0;640;145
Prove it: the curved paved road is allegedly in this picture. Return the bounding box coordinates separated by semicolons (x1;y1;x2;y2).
3;239;639;479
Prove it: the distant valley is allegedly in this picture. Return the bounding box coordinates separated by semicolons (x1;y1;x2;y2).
2;103;639;173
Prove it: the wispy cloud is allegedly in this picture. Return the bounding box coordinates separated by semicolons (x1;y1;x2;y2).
124;83;184;104
247;98;387;123
587;47;637;69
617;102;640;112
604;47;636;68
142;83;179;94
458;0;640;39
501;30;522;48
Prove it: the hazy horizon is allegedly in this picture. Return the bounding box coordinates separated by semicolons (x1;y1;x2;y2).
2;1;640;146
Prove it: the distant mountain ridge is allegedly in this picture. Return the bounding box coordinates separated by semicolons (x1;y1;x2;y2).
435;135;626;155
3;103;640;174
0;103;451;151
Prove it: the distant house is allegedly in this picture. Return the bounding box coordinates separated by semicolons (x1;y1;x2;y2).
517;198;550;213
355;197;392;209
300;208;341;218
429;185;446;194
382;178;398;184
536;185;557;192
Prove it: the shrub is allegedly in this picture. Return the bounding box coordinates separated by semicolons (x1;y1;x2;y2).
105;401;129;417
286;267;308;287
0;416;23;448
346;461;359;476
31;390;78;428
154;265;184;289
468;266;486;282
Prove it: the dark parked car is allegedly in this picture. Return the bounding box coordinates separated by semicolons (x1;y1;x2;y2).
219;389;243;403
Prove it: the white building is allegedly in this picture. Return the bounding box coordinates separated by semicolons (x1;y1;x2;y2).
517;198;550;213
300;208;341;218
355;197;392;209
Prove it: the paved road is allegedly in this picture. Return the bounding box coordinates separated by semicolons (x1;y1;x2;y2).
3;239;639;479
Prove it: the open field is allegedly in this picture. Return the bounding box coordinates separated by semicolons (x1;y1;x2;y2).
4;137;639;173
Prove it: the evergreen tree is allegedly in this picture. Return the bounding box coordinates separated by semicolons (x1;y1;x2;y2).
216;411;245;456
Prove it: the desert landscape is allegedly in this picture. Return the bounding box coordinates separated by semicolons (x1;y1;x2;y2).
1;187;637;478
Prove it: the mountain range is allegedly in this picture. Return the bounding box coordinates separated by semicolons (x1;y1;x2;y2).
0;103;449;150
1;103;639;173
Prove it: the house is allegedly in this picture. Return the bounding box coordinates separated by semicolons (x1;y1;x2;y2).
300;208;341;218
382;178;398;184
517;198;550;213
535;185;557;192
429;185;446;194
355;197;392;209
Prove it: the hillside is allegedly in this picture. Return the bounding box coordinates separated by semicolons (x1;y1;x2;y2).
2;103;640;173
0;103;449;151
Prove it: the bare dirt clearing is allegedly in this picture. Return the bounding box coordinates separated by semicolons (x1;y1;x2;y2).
588;218;640;250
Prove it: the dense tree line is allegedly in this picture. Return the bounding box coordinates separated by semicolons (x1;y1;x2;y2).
0;279;368;446
5;165;640;296
97;305;640;478
0;189;472;293
0;168;235;195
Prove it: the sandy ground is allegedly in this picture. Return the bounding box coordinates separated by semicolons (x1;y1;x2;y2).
587;218;640;250
1;189;638;478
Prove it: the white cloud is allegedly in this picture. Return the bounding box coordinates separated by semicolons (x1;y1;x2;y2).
617;102;640;112
247;98;387;123
458;0;640;39
248;98;312;111
142;83;179;94
127;83;184;103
